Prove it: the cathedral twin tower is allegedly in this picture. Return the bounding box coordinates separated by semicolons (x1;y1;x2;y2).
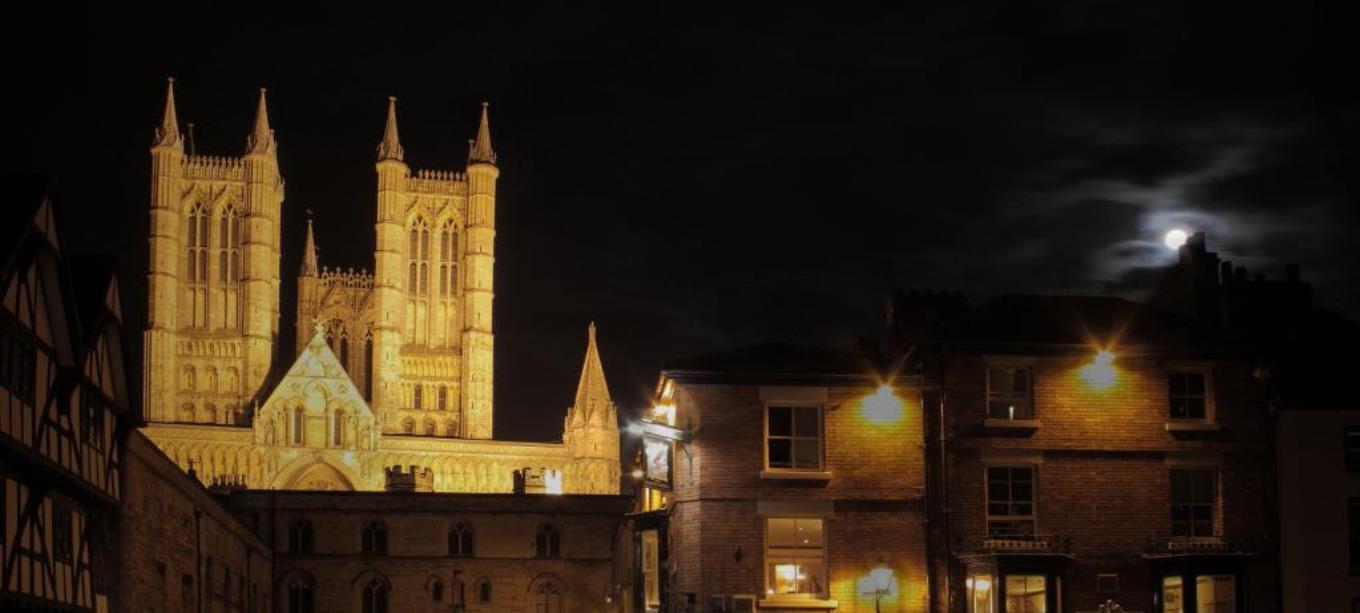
141;80;619;494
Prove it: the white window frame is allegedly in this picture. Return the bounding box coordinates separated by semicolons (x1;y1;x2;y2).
1166;363;1215;423
763;517;827;600
763;404;825;472
984;465;1037;536
985;361;1035;421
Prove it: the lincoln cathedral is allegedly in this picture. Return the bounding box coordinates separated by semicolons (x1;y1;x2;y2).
139;80;620;494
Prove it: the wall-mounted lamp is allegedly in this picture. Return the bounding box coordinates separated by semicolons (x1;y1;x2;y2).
1080;349;1117;389
861;384;905;423
857;556;897;613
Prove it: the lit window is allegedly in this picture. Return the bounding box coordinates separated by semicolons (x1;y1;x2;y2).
1193;575;1234;613
361;520;387;554
1168;372;1209;420
535;524;560;558
766;406;822;470
986;466;1035;536
987;367;1032;420
642;530;661;608
966;573;994;613
449;522;474;557
1170;469;1216;537
1004;575;1047;612
765;518;825;598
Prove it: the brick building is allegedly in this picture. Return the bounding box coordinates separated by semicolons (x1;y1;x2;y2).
225;486;630;613
622;344;930;613
896;292;1277;613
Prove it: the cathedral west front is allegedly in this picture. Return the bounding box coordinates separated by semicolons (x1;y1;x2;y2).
139;80;620;494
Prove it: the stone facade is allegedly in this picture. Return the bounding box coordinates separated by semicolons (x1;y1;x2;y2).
114;431;273;613
226;489;630;613
139;81;619;496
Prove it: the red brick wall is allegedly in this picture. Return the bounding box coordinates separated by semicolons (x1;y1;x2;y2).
937;352;1278;612
667;380;929;612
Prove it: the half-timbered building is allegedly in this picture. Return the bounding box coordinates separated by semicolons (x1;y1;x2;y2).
1;176;134;612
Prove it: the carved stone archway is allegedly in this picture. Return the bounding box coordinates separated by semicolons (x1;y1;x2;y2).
281;459;356;491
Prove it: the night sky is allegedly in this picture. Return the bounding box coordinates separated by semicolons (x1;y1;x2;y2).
7;3;1357;441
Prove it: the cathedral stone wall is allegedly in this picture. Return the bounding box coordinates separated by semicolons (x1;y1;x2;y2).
141;82;620;497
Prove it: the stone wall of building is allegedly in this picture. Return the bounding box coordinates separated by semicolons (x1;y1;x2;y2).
227;490;630;613
114;430;272;613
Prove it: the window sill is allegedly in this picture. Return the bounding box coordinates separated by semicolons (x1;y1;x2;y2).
1165;421;1220;432
983;418;1041;429
760;470;832;481
758;598;839;609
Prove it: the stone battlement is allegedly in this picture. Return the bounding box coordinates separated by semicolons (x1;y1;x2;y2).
384;465;434;493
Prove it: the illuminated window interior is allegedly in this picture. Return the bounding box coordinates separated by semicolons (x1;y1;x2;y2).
966;574;994;613
642;529;660;609
765;518;825;597
1003;575;1046;613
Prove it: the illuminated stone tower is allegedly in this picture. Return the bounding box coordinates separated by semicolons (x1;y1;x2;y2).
366;98;498;438
144;79;283;424
563;323;621;493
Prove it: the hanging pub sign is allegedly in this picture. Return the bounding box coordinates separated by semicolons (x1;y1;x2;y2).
643;435;673;489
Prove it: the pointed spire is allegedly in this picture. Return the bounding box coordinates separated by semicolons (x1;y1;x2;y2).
376;96;405;162
154;77;181;148
246;88;276;155
468;101;496;164
300;216;319;277
570;322;613;424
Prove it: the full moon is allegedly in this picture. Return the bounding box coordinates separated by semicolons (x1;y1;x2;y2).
1164;229;1189;250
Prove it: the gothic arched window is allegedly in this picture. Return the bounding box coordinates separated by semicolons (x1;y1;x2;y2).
408;217;430;296
187;203;209;285
401;418;415;434
413;385;423;410
331;410;344;447
292;407;304;445
449;522;474;557
534;580;562;613
437;385;447;411
287;576;314;613
218;204;241;283
361;520;387;554
445;421;458;438
423;420;436;436
288;519;313;553
361;577;389;613
535;524;560;558
439;222;457;298
363;333;373;400
476;578;492;603
431;580;444;603
339;333;349;368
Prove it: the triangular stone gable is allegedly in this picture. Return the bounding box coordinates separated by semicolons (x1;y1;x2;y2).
264;325;375;420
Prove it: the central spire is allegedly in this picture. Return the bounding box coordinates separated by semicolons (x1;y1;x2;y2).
468;101;496;164
376;96;405;162
154;77;181;148
570;322;613;425
300;217;319;277
246;88;275;155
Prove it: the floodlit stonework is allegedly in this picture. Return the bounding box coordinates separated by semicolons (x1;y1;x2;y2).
140;80;619;494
